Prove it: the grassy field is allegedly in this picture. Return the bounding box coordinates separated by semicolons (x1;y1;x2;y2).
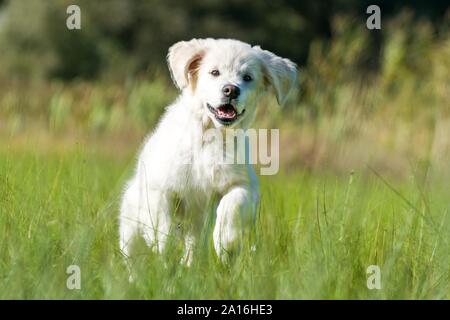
0;13;449;299
0;145;448;299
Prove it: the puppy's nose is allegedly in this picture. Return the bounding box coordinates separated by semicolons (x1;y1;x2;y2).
222;85;240;99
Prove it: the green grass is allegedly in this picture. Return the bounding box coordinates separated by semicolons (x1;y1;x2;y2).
0;148;448;299
0;6;448;300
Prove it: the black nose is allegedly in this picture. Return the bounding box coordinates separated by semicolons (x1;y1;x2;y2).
222;85;240;99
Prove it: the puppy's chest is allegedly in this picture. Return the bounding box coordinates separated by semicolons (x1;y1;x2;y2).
188;136;247;192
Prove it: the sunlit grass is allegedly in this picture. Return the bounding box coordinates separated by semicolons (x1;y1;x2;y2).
0;149;448;299
0;11;449;299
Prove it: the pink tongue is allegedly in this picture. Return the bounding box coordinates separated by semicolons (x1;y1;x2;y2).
217;107;236;118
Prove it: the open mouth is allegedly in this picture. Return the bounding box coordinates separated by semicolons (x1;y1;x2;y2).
206;103;245;125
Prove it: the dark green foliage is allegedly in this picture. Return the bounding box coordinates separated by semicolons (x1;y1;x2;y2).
0;0;447;80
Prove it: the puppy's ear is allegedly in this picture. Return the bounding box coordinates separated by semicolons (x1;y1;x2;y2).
167;39;208;90
254;46;297;106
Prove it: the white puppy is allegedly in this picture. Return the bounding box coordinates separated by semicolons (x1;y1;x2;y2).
119;38;297;264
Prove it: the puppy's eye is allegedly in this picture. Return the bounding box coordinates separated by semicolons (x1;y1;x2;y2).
210;70;220;77
243;74;253;82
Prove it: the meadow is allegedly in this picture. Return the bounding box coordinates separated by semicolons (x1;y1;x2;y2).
0;149;448;299
0;14;449;299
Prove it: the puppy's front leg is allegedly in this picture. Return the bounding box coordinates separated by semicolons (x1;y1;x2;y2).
141;190;172;253
213;186;256;261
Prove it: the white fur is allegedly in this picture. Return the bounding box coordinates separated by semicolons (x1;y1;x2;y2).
119;38;297;264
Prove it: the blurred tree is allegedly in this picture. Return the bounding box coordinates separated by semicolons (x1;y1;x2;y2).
0;0;447;81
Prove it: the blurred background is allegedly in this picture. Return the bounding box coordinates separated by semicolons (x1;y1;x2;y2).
0;0;449;178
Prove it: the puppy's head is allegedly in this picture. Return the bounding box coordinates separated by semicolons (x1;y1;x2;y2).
167;38;297;128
